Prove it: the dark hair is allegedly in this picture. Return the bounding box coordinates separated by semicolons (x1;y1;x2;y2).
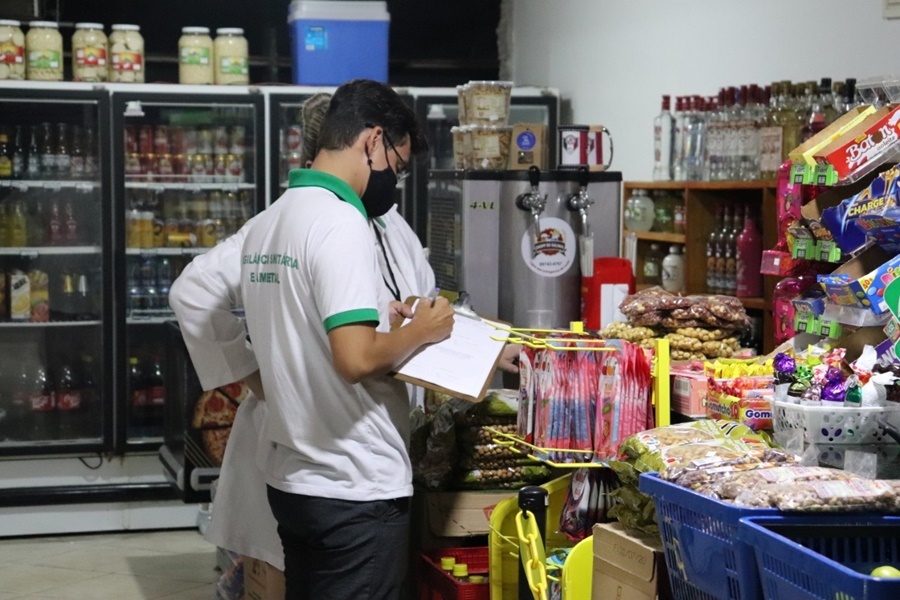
317;79;428;158
299;92;332;166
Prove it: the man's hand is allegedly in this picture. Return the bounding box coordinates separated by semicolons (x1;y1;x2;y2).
408;296;454;344
498;343;520;374
389;300;414;328
241;370;265;400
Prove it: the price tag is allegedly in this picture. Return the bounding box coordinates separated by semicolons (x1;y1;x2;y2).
20;250;39;260
45;182;62;191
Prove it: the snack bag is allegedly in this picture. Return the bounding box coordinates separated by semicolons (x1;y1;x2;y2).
718;466;856;501
746;479;897;512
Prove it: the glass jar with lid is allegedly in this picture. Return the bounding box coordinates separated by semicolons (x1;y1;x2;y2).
179;27;214;85
26;21;63;81
214;28;248;85
72;23;108;82
623;189;655;232
108;24;144;82
653;192;674;233
0;20;26;80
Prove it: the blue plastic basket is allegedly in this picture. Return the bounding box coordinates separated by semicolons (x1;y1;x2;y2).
739;516;900;600
639;473;777;600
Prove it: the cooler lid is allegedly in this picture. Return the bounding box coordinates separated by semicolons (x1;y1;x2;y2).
288;1;390;22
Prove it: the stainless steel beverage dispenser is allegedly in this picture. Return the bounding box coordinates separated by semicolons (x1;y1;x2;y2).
426;168;622;328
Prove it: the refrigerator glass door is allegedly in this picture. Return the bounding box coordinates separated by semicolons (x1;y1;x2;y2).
113;92;263;452
0;88;111;455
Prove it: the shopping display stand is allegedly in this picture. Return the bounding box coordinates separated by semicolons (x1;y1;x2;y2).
484;325;671;600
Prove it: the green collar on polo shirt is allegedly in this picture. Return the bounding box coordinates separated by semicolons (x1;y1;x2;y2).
288;169;367;219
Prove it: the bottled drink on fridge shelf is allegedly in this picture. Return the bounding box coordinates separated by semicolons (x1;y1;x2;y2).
12;125;26;179
0;131;12;178
51;272;79;321
39;122;55;179
56;359;85;439
128;356;150;437
736;206;763;298
26;125;40;179
8;200;28;246
653;95;674;181
8;362;32;440
55;123;70;178
146;356;165;437
28;363;57;441
28;192;48;246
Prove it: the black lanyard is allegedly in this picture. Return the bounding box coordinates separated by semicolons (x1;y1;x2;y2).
373;225;401;302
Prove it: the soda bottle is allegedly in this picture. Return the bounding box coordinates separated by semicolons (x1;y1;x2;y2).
28;363;57;440
140;256;158;310
8;201;28;247
70;125;85;179
39;123;55;179
9;362;32;440
11;126;25;179
0;131;12;179
76;273;94;320
146;356;165;437
27;193;48;246
79;354;98;439
56;359;84;439
26;125;41;179
52;272;78;321
84;125;98;178
48;197;64;245
63;198;78;244
56;123;71;179
127;257;145;312
128;356;148;437
157;257;173;309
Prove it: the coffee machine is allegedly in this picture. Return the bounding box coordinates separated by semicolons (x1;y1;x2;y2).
426;167;622;328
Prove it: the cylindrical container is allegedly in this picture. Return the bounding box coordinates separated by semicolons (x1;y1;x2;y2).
179;27;214;85
214;27;248;85
226;154;244;182
450;126;466;169
0;20;26;80
72;23;107;82
623;189;655;232
462;81;512;124
26;21;63;81
213;126;229;155
229;126;245;155
197;127;213;154
456;83;469;124
661;245;685;293
469;125;511;170
108;24;144;83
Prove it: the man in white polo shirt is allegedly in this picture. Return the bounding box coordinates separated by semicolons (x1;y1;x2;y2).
239;79;454;600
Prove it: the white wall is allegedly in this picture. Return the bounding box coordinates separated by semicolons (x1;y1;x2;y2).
509;0;900;181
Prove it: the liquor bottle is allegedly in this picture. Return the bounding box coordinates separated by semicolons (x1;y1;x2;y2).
723;206;740;295
759;82;784;180
820;78;839;126
146;356;165;437
62;198;79;244
39;122;55;179
27;193;47;246
684;96;707;181
56;359;84;439
70;125;85;179
128;356;148;437
841;78;858;113
802;80;827;143
47;198;64;245
778;82;803;163
11;126;25;179
706;205;723;294
28;363;57;440
705;91;724;181
52;273;78;321
84;125;98;178
8;201;28;246
713;206;731;294
653;95;674;181
76;273;94;320
0;131;12;179
26;125;41;179
736;206;763;297
672;97;686;181
55;123;71;179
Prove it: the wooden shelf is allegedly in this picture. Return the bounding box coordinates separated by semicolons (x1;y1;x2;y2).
623;230;686;244
625;180;777;190
737;297;769;310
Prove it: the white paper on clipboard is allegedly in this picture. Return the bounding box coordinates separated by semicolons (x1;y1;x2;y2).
393;300;511;401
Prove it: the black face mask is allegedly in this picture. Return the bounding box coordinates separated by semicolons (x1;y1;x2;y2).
361;151;398;219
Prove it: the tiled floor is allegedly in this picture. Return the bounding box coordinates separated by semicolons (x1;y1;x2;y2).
0;529;217;600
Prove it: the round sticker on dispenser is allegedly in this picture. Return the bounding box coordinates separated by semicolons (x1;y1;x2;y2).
521;216;576;277
517;131;536;151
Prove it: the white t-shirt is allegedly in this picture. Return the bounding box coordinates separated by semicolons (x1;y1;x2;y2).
240;170;412;501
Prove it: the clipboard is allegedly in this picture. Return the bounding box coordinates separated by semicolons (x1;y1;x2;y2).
390;296;511;403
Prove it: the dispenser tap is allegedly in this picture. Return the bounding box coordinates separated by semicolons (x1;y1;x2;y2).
566;166;594;237
515;166;546;239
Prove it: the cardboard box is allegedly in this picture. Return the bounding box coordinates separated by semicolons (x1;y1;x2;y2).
592;522;672;600
789;105;875;166
671;371;707;417
425;490;513;537
817;245;900;315
705;389;773;432
814;104;900;181
508;123;548;170
244;557;285;600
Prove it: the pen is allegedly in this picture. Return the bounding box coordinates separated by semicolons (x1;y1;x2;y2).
426;287;440;306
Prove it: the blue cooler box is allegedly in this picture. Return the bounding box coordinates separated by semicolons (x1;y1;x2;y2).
288;0;390;85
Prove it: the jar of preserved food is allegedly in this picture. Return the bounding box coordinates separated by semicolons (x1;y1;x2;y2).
109;24;144;82
0;20;26;80
26;21;63;81
623;189;655;232
214;28;248;85
72;22;107;82
179;27;214;85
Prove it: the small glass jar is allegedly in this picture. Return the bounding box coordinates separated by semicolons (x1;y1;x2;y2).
109;24;144;82
0;20;26;80
214;27;248;85
179;26;214;85
72;23;107;82
624;189;655;232
26;21;63;81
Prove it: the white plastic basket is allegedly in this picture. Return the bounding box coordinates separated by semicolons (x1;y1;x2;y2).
773;401;900;445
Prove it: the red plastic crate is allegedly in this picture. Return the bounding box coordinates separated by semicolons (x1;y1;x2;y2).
418;547;490;600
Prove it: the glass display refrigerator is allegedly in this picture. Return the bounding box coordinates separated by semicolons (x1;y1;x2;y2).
110;87;265;500
411;87;560;240
0;83;113;458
